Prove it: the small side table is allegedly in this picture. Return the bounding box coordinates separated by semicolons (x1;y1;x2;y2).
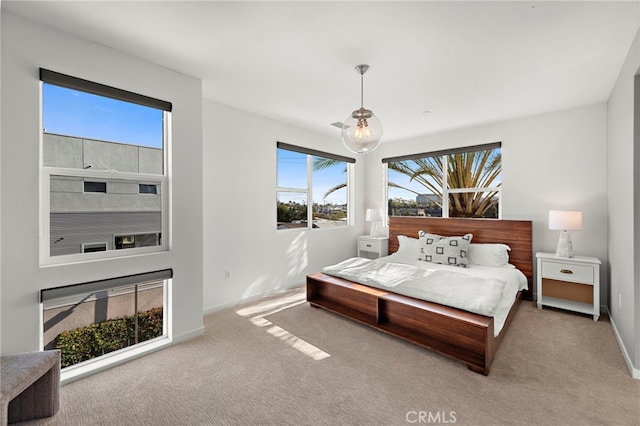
357;236;389;259
1;350;61;426
536;252;600;321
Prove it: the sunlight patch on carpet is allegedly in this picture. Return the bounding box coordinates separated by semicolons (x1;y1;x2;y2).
235;288;330;361
235;291;306;317
267;326;330;361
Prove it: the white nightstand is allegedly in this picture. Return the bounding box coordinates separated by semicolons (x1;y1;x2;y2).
536;252;601;321
357;236;389;259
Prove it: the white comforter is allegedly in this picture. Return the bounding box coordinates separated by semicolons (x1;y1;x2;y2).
322;253;528;335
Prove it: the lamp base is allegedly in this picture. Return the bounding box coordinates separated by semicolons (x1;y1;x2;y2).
555;230;574;258
370;222;379;238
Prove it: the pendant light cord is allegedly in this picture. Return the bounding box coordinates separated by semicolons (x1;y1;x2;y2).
360;71;364;108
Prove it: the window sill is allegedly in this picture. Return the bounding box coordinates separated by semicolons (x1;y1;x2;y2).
60;336;171;385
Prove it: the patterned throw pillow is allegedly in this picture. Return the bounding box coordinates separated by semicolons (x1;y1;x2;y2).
418;230;473;267
417;231;443;261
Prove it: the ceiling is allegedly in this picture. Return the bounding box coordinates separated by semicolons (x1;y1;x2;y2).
4;1;640;144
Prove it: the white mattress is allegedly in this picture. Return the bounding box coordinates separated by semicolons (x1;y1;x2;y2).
323;252;528;337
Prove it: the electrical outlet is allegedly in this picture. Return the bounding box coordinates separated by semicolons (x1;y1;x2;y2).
224;270;230;279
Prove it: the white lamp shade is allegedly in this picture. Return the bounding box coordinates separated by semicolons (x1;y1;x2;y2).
549;210;582;231
365;208;382;222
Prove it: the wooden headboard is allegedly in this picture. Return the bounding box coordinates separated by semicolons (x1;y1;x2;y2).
388;216;533;299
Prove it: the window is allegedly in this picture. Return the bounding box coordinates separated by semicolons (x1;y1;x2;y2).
82;242;107;253
41;270;170;368
84;181;107;193
139;184;157;194
40;69;171;263
115;233;160;250
276;142;354;230
384;143;501;219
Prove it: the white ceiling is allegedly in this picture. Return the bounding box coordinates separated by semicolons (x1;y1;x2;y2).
4;1;640;143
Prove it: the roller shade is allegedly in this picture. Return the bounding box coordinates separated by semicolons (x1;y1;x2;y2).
40;68;172;112
382;142;501;163
40;269;173;303
277;142;355;163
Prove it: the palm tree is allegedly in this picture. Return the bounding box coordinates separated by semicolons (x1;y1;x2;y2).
314;148;501;218
313;157;347;200
389;148;501;218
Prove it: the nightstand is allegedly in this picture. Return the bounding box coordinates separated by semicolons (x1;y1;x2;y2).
536;252;601;321
357;236;389;259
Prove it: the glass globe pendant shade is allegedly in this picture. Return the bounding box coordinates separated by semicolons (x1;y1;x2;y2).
341;107;383;154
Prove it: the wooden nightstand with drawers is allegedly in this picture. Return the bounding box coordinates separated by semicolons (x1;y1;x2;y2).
536;252;601;321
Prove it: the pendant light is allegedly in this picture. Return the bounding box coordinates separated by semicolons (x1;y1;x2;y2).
341;64;383;154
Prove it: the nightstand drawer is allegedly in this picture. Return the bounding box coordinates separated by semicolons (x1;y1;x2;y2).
357;236;389;259
541;261;594;284
358;239;381;253
536;252;601;321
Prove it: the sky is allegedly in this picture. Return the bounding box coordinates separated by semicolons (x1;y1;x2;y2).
277;149;347;204
42;83;163;149
388;169;434;200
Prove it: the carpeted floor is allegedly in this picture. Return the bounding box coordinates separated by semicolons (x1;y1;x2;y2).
19;287;640;425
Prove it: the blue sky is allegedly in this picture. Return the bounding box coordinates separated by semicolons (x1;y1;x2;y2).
388;169;432;200
277;149;347;204
42;83;163;149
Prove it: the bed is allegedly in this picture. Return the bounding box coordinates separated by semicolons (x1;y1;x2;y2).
306;216;533;375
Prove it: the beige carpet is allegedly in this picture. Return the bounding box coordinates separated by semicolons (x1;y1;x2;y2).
19;287;640;425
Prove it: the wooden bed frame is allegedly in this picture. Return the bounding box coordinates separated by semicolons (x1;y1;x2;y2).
306;217;533;375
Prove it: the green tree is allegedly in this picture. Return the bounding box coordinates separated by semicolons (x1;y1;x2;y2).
277;201;307;223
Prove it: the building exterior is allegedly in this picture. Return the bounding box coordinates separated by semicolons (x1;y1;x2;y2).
44;132;162;256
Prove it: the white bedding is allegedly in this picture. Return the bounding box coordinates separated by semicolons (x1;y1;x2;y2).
321;252;528;336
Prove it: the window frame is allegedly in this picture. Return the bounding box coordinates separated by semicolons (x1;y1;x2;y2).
39;70;171;265
40;269;171;377
276;142;355;231
384;142;502;221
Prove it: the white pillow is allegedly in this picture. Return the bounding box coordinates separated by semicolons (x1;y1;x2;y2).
468;243;511;266
396;235;421;258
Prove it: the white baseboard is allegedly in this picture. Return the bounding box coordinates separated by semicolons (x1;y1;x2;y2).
607;307;640;379
203;300;241;316
202;284;304;316
172;326;205;344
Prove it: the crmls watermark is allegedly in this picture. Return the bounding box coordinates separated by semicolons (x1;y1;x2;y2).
405;410;457;424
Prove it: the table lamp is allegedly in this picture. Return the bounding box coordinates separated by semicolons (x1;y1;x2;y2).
365;208;382;237
549;210;582;258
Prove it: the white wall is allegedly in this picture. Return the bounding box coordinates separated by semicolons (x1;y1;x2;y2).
607;26;639;375
202;100;364;312
363;104;609;304
0;12;204;354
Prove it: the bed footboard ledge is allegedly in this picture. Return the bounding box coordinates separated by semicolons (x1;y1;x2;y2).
307;272;499;375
